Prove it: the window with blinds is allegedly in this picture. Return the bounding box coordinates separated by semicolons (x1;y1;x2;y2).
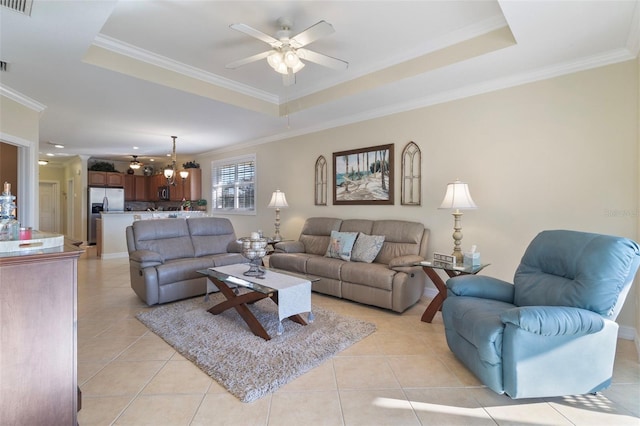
211;154;256;214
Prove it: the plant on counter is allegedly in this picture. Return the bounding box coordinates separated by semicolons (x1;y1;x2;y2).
182;161;200;169
89;161;116;172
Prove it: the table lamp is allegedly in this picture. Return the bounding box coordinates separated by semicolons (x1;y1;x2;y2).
268;189;288;241
438;179;477;264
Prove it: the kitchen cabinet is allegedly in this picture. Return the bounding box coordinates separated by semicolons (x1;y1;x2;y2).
125;175;149;201
0;244;83;425
134;175;148;200
148;174;165;201
169;168;202;201
89;171;124;187
124;174;135;200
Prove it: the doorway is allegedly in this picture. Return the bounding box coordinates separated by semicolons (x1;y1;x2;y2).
39;181;60;233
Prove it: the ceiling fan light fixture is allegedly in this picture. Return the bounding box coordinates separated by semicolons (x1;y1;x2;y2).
283;49;300;68
129;155;142;170
267;51;282;69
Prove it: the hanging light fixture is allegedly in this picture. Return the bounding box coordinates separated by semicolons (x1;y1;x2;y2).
129;155;142;170
163;136;188;186
267;47;305;75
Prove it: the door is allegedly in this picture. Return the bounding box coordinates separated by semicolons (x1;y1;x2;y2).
39;181;60;233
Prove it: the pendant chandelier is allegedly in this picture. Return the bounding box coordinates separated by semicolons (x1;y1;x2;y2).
163;136;188;186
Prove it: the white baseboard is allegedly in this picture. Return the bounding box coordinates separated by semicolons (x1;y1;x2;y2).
423;287;438;299
100;252;128;260
618;325;636;341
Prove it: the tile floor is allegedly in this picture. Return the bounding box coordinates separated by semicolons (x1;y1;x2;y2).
77;255;640;425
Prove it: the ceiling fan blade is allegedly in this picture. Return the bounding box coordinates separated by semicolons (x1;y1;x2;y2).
297;48;348;70
225;50;272;69
290;20;335;48
230;23;281;47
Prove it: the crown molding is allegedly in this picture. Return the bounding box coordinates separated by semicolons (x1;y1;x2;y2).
626;1;640;56
0;85;46;112
92;34;279;105
214;47;635;153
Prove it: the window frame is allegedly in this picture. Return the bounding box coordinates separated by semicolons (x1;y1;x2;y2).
211;154;257;215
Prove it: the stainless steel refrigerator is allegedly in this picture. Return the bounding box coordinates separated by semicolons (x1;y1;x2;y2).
87;187;124;245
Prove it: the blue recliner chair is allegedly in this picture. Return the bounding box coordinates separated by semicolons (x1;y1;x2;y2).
442;230;640;398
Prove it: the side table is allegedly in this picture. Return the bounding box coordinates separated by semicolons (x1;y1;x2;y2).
417;261;489;323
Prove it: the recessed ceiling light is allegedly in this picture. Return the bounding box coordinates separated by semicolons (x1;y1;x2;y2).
133;146;139;150
47;141;64;149
38;160;48;165
46;153;54;157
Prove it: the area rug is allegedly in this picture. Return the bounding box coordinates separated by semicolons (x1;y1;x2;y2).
136;293;376;402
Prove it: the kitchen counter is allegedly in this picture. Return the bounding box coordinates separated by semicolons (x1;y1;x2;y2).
98;211;208;258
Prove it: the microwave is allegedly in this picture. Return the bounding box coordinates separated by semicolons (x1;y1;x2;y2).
158;186;170;200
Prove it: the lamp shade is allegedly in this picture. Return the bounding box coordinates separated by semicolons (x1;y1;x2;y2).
268;190;288;208
439;180;477;210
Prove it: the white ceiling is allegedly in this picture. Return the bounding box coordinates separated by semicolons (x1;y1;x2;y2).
0;1;638;166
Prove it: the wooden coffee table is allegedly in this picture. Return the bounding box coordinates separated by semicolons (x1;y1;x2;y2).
197;267;316;340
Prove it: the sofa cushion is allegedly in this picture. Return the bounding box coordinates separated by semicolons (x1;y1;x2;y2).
269;253;316;274
299;217;342;255
340;219;374;235
187;217;237;257
325;231;358;261
132;219;195;261
372;220;424;264
351;233;385;263
155;257;214;286
341;261;396;291
307;256;345;280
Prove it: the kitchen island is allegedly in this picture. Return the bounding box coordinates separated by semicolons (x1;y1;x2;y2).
99;211;208;259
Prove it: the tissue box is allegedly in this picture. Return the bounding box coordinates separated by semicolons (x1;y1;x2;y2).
463;252;481;267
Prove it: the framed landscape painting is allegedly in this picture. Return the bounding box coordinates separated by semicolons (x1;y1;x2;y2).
333;144;394;205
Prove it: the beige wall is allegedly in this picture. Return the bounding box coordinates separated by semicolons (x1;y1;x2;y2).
198;60;639;330
0;95;40;228
0;96;39;142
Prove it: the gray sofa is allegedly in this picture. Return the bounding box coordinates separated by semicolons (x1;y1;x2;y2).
269;217;429;312
126;216;245;305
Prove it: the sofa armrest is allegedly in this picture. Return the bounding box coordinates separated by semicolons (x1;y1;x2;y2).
227;239;243;253
130;249;163;265
274;241;305;253
446;275;515;303
388;254;425;268
501;306;605;336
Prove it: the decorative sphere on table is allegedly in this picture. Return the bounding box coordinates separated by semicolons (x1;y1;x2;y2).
239;236;268;277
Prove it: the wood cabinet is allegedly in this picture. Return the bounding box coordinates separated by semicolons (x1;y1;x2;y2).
148;174;165;201
124;174;135;200
124;175;149;201
169;168;202;201
134;175;148;200
0;244;82;425
89;171;125;187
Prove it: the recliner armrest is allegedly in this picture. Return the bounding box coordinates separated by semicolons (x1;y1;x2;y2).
274;241;305;253
501;306;605;336
129;249;163;265
446;275;514;303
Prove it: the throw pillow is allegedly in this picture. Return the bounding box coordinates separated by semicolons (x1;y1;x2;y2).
351;233;385;263
325;230;358;261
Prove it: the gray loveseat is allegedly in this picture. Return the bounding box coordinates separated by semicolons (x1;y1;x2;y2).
269;217;429;312
126;216;245;305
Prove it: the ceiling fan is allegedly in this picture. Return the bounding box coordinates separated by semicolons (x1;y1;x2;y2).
226;17;348;86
